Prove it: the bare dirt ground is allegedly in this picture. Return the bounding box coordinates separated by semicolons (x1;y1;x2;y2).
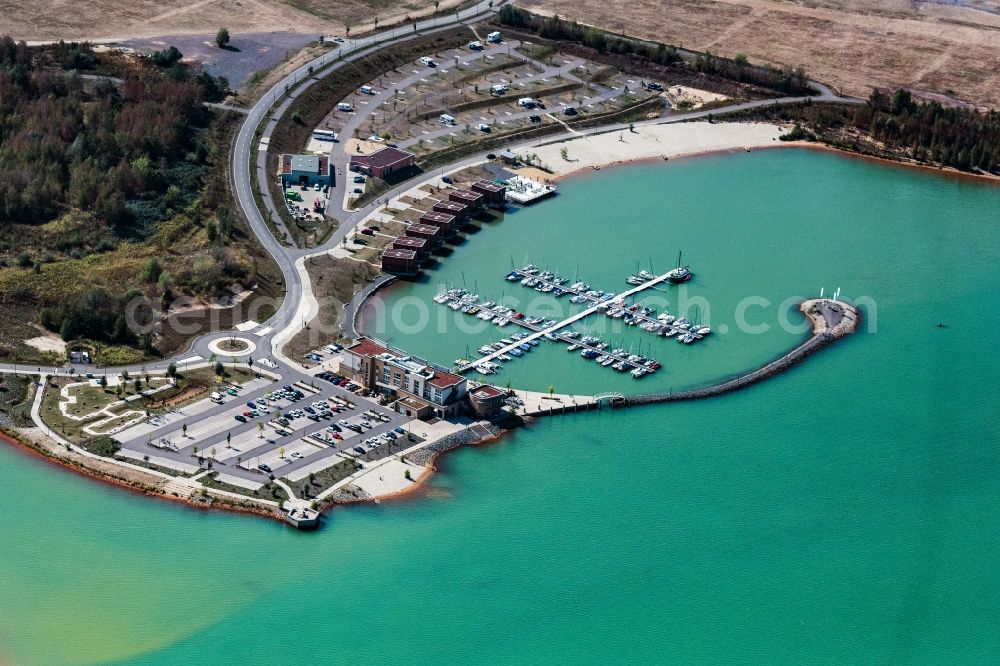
7;0;461;43
526;0;1000;108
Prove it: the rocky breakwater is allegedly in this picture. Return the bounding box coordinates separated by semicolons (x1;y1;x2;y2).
624;298;860;406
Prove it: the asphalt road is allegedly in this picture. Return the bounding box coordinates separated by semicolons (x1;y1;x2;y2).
0;0;863;411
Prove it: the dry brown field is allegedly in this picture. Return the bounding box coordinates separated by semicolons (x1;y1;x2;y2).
3;0;459;42
525;0;1000;108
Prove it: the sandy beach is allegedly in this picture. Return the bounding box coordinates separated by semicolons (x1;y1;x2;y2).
528;121;787;180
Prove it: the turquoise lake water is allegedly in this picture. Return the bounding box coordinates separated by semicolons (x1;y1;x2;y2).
1;148;999;664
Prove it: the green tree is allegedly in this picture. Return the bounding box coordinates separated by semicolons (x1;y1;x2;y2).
214;361;225;376
216;28;230;48
257;422;265;438
166;363;177;379
141;257;163;283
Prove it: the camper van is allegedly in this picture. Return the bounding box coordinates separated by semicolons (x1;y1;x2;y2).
418;56;436;67
359;85;376;95
517;97;536;108
487;31;502;43
440;113;456;125
336;102;354;112
312;129;337;142
490;83;508;96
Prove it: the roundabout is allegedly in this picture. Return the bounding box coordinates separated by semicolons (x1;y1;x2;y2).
207;336;257;358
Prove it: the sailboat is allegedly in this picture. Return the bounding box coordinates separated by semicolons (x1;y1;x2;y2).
666;250;692;283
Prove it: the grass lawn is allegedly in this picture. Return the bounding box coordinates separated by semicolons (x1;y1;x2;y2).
281;456;361;499
39;366;260;443
201;472;289;502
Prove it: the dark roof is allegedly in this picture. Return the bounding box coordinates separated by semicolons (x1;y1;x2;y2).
383;248;417;260
433;200;466;210
392;236;427;248
473;180;505;193
420;211;455;224
350;147;415;169
407;223;440;235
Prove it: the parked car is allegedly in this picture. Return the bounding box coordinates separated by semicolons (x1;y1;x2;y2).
258;463;272;473
441;175;453;184
353;175;366;183
234;414;247;423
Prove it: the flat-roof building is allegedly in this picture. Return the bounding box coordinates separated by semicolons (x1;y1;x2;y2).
341;337;469;418
404;222;442;245
349;147;416;179
279;154;331;188
419;211;457;237
432;199;470;223
381;248;419;275
448;188;484;210
470;384;508;418
472;180;507;207
391;235;430;259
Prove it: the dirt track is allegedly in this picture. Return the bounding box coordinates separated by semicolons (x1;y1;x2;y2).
526;0;1000;108
4;0;458;42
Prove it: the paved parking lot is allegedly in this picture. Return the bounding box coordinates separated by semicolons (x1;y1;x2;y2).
118;371;414;484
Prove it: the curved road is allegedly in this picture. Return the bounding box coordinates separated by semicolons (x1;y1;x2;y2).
0;0;862;385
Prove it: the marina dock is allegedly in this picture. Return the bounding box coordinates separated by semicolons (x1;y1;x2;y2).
446;272;671;373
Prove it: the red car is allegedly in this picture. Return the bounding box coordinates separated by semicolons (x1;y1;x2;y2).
514;312;525;319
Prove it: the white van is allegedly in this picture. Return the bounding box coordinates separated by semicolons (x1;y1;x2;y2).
210;391;223;403
490;83;508;96
418;56;436;67
359;85;375;95
517;97;536;108
336;102;354;112
440;113;456;125
487;31;502;43
468;40;483;50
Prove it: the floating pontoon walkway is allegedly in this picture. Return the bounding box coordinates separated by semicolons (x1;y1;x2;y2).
455;271;675;373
